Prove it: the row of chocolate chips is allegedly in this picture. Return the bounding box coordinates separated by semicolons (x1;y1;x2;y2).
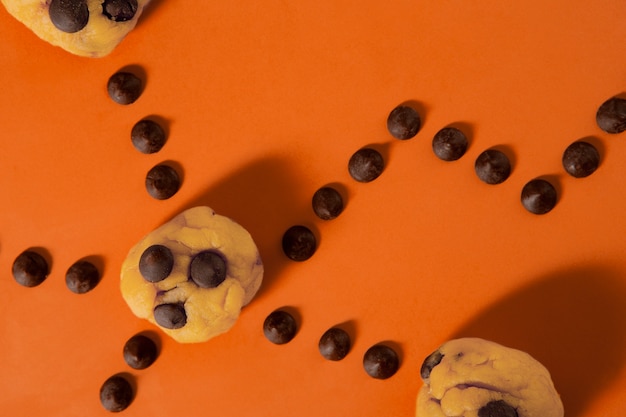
49;0;138;34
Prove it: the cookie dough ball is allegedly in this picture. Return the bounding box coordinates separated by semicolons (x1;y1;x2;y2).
417;338;563;417
1;0;151;57
121;206;264;343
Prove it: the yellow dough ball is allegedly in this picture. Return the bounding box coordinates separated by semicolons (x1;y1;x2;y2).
1;0;151;57
417;338;563;417
120;206;264;343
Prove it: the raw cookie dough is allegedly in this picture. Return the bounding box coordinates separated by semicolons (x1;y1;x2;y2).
417;338;563;417
1;0;150;57
121;206;263;343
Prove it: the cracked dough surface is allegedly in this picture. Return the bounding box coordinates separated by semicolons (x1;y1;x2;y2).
120;206;263;343
417;338;563;417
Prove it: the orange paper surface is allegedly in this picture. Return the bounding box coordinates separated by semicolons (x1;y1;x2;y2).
1;1;626;416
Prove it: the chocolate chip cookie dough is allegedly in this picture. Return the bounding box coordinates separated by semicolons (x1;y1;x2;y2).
120;206;263;343
417;338;563;417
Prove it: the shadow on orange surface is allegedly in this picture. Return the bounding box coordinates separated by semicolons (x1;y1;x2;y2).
452;264;626;417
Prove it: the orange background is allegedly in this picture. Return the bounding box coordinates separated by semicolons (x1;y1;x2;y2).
2;1;626;416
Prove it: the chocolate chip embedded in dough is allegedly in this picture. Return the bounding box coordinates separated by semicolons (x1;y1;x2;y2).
562;141;600;178
153;303;187;329
102;0;138;22
12;250;49;287
474;149;511;184
99;375;134;412
65;260;100;294
596;96;626;134
478;400;519;417
145;164;181;200
312;186;344;220
123;334;158;370
263;310;297;344
139;245;174;282
318;327;351;361
131;119;167;154
363;344;400;379
432;127;468;161
281;225;317;262
387;105;421;140
348;148;385;183
521;178;557;215
189;250;227;288
49;0;89;33
107;71;143;105
420;349;444;382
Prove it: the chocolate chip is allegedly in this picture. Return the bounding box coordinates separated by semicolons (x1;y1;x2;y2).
363;344;399;379
102;0;138;22
474;149;511;184
49;0;89;33
145;164;180;200
521;178;557;215
348;148;384;183
189;250;227;288
387;105;421;140
12;250;49;287
420;350;444;382
432;127;468;161
318;327;351;361
282;225;316;261
263;310;297;344
562;141;600;178
107;71;143;105
131;119;166;154
596;97;626;134
99;375;133;412
478;400;519;417
153;303;187;329
65;260;100;294
139;245;174;282
312;186;344;220
123;334;158;370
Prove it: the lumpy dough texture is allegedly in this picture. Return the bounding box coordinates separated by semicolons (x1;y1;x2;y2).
1;0;150;57
121;206;263;343
417;338;563;417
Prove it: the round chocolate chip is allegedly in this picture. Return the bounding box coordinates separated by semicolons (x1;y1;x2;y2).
312;186;344;220
521;178;557;215
139;245;174;282
123;334;158;370
348;148;385;183
478;400;519;417
282;225;317;262
49;0;89;33
596;96;626;134
12;250;49;287
432;127;468;161
420;350;444;382
263;310;297;345
99;375;133;412
474;149;512;184
189;250;227;288
145;164;181;200
387;105;421;140
131;119;167;154
107;71;143;105
65;260;100;294
318;327;351;361
153;303;187;329
562;141;600;178
102;0;138;22
363;344;400;380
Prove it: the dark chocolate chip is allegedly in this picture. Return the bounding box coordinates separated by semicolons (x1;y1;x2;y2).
387;105;421;140
521;178;557;215
145;164;180;200
102;0;138;22
123;334;158;370
474;149;511;184
65;260;100;294
263;310;297;344
420;350;444;382
107;71;143;105
312;186;344;220
478;400;519;417
139;245;174;282
49;0;89;33
318;327;351;361
99;375;133;412
282;225;317;262
12;250;49;287
189;250;227;288
562;141;600;178
348;148;384;183
153;303;187;329
596;97;626;134
363;344;399;379
432;127;468;161
131;119;166;154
